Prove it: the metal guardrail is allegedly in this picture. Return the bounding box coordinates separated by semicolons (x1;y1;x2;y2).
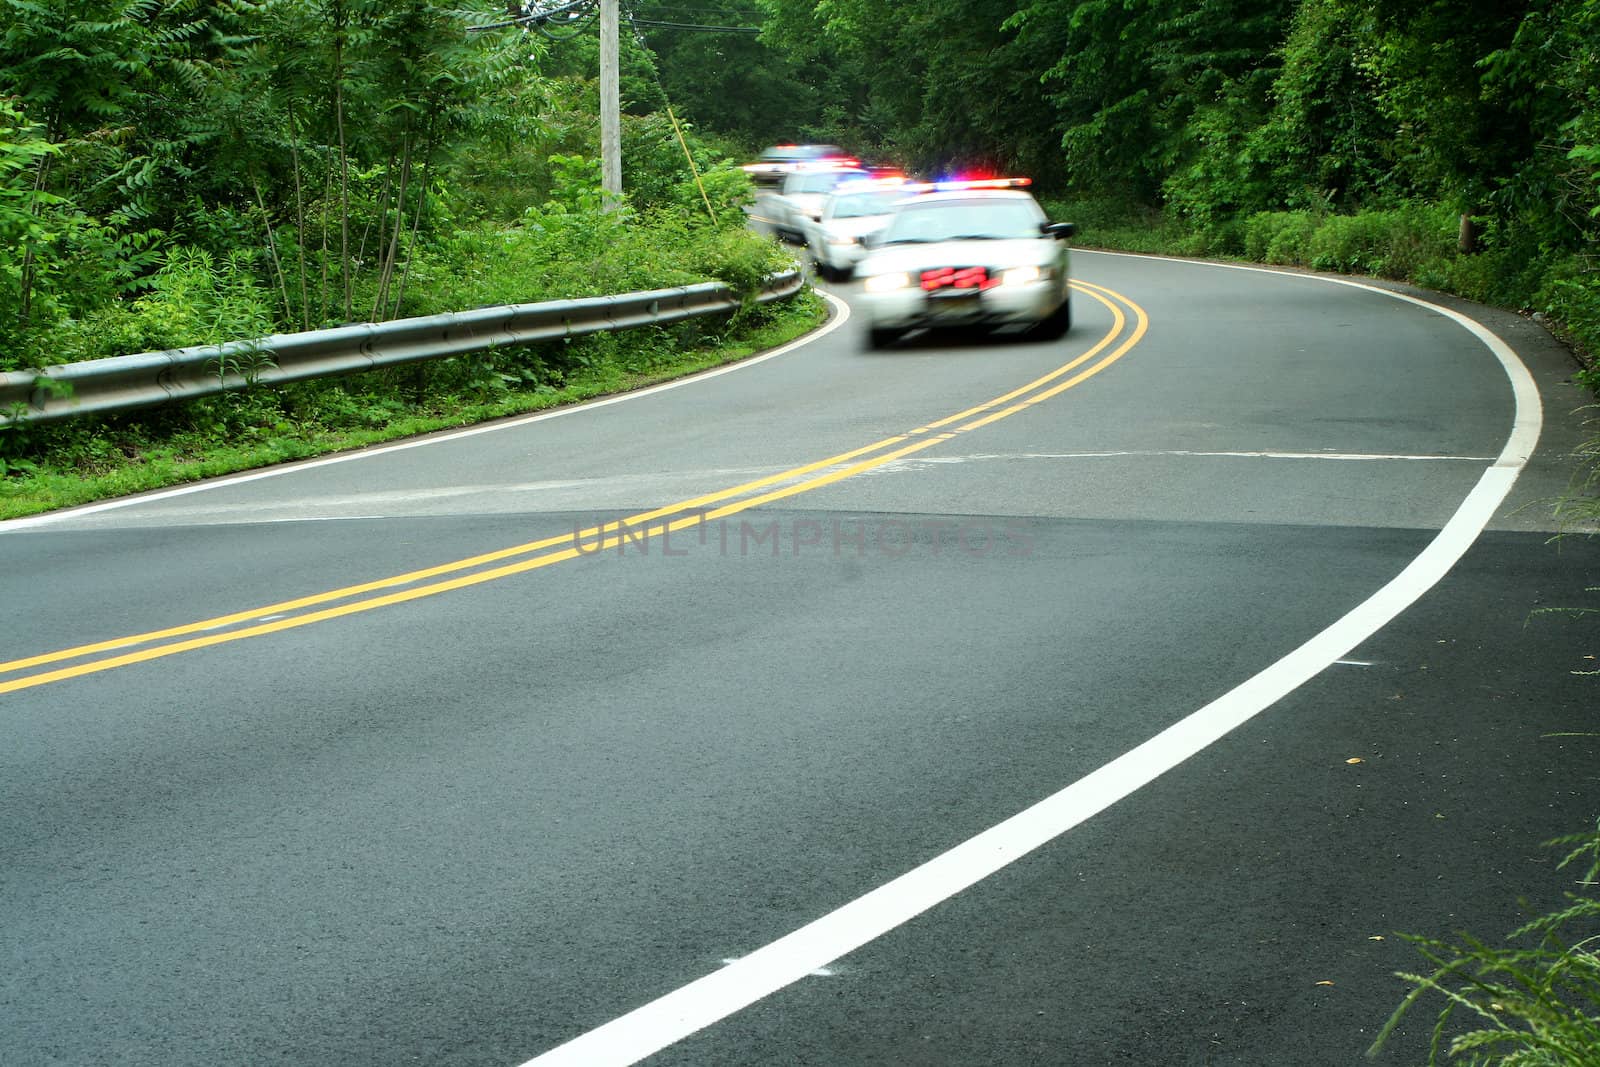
0;270;804;427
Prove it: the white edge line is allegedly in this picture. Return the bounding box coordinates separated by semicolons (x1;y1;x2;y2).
0;290;849;533
894;449;1498;463
519;257;1544;1067
1075;251;1542;466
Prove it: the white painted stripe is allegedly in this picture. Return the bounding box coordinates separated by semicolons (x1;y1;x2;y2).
888;449;1497;464
0;290;847;533
1075;251;1543;467
517;260;1543;1067
721;958;835;978
1334;659;1376;666
1164;450;1494;462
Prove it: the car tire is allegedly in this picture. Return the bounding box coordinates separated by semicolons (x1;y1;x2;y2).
1030;295;1072;340
867;327;902;350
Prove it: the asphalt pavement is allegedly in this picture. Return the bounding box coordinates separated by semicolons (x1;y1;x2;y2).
3;249;1596;1066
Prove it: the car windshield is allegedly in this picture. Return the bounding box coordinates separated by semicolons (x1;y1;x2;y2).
829;191;905;219
788;171;862;195
881;198;1044;243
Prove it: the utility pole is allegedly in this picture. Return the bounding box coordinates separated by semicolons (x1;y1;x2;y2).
599;0;622;209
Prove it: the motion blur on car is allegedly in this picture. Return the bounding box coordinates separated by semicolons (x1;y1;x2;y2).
764;166;868;243
853;178;1076;349
741;144;859;187
802;178;918;281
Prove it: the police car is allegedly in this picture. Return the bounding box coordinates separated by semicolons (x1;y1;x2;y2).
765;167;868;243
802;178;916;281
854;179;1076;348
741;144;859;187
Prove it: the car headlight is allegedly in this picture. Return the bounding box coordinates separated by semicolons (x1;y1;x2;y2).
863;272;911;293
826;235;858;246
1000;265;1047;286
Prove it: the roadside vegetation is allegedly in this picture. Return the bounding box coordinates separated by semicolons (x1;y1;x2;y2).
1368;821;1600;1064
1038;195;1600;394
0;288;821;520
0;0;819;515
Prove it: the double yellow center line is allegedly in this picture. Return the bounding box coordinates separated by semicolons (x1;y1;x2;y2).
2;280;1148;695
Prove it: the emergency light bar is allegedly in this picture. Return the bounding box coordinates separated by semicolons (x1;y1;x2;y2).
834;176;911;193
902;177;1033;193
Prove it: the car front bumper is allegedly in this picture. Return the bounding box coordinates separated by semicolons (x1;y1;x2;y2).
816;239;870;272
861;279;1062;330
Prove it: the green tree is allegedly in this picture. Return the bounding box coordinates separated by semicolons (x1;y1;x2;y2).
1352;0;1536;211
1245;0;1394;213
634;0;819;147
0;97;68;352
1480;0;1600;252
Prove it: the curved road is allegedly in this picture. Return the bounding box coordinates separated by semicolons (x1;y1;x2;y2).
3;251;1597;1065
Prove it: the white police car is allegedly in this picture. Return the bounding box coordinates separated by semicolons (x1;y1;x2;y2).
854;179;1076;348
741;144;858;187
765;167;868;243
803;178;916;281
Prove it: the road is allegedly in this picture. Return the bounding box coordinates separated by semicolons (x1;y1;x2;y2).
3;249;1597;1065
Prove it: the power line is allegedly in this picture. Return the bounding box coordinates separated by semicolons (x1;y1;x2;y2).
467;0;597;35
631;4;762;15
471;1;762;36
627;17;761;33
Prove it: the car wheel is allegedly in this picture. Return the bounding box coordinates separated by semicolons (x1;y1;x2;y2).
867;327;902;350
1030;295;1072;340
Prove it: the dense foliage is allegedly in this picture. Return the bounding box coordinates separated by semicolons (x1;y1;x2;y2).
0;0;785;374
640;0;1599;380
0;0;811;493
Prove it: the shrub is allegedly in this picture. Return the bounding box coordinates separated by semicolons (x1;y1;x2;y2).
1539;269;1600;386
1256;211;1321;265
1370;819;1600;1061
1305;205;1455;278
21;247;275;367
1200;219;1248;258
1242;211;1310;263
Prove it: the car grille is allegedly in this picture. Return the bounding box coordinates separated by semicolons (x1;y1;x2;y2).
920;266;997;291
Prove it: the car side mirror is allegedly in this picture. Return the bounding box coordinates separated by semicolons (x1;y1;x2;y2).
1042;222;1077;240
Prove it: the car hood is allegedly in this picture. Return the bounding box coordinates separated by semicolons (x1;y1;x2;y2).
785;192;831;217
858;238;1058;275
819;216;892;239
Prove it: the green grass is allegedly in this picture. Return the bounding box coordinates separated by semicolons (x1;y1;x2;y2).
0;292;827;521
1370;821;1600;1065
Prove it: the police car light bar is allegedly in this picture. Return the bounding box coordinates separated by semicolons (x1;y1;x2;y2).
901;177;1033;193
834;176;911;193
